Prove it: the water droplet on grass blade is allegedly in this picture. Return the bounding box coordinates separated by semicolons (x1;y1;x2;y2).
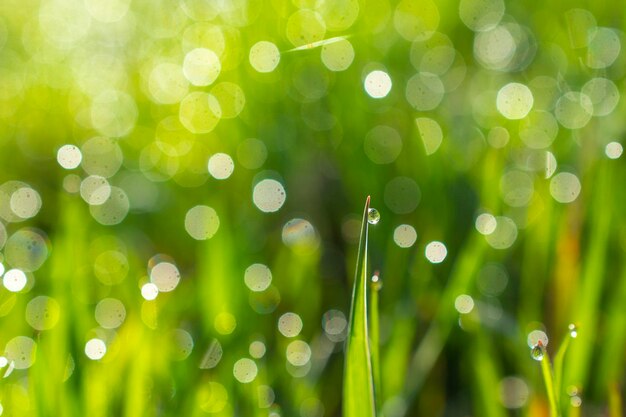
530;344;543;361
371;272;382;290
568;323;578;338
367;208;380;224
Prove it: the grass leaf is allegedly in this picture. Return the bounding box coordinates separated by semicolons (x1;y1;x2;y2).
370;271;382;409
553;328;572;414
539;344;561;417
343;196;376;417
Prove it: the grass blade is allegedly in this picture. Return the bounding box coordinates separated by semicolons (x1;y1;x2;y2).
538;344;560;417
553;327;574;414
370;271;382;406
343;196;376;417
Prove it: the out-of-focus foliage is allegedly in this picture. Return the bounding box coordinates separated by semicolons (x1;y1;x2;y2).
0;0;624;416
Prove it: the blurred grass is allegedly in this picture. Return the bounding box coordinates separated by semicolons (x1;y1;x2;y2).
0;0;624;416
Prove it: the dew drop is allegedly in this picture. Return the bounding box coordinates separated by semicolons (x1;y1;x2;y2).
568;323;578;338
371;272;383;290
367;208;380;224
530;344;544;361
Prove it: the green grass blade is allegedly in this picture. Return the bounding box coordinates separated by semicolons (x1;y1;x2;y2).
370;271;382;407
553;329;573;414
539;344;561;417
343;196;376;417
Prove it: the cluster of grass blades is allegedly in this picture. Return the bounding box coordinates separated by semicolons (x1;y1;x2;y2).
342;197;622;417
530;324;579;417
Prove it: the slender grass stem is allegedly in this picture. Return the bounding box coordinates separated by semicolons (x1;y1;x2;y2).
370;271;381;406
553;333;571;413
539;344;560;417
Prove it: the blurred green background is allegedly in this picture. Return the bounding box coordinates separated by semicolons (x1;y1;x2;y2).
0;0;624;416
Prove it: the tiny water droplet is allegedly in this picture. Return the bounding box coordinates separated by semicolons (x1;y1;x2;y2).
530;344;544;361
568;323;578;338
367;208;380;224
371;271;383;290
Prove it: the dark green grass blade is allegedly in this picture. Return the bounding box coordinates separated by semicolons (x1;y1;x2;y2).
343;196;376;417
